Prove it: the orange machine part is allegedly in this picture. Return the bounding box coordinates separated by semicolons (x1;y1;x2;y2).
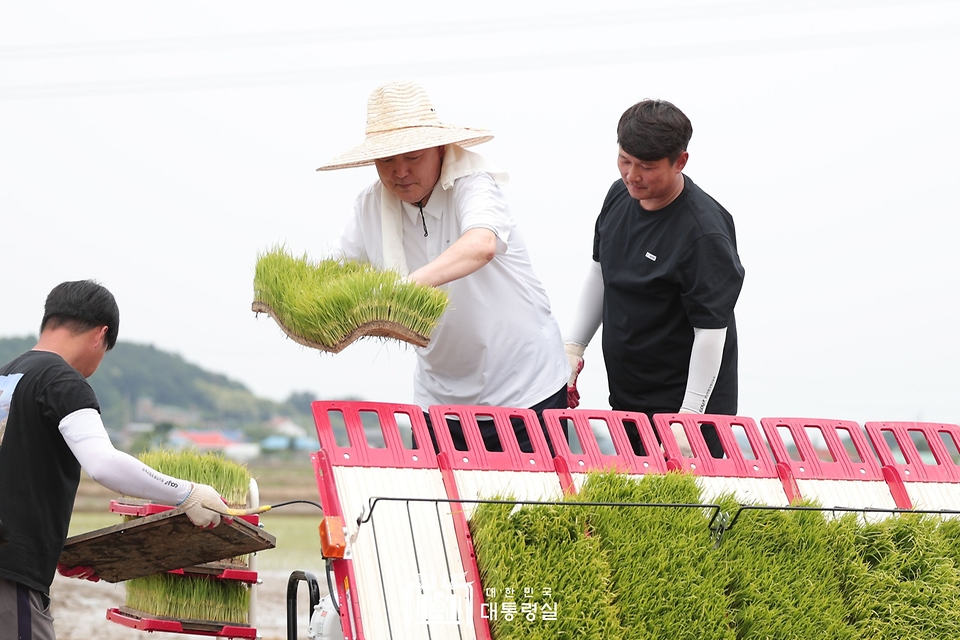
319;516;346;559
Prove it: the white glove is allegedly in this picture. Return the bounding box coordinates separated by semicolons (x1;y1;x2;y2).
179;483;231;528
564;343;586;408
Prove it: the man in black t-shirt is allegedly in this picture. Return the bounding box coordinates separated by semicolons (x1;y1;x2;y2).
0;281;232;640
564;100;745;458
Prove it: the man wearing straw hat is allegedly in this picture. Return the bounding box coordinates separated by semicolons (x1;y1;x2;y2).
317;80;569;453
0;280;234;639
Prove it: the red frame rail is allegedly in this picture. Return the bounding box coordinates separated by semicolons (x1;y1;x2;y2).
542;408;667;494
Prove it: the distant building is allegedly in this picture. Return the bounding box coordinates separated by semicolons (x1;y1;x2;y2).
260;434;317;453
169;429;261;462
270;417;309;439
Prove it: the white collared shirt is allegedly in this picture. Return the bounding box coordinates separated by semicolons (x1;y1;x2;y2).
339;172;569;409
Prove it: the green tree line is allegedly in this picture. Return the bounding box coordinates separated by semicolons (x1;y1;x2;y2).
0;336;316;436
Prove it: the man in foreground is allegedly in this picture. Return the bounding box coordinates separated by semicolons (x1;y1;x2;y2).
0;280;231;639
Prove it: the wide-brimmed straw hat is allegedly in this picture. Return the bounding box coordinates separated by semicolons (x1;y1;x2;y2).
316;81;493;171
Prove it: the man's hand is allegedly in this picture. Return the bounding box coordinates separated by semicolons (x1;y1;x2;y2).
57;563;100;583
179;483;232;529
564;343;586;408
671;410;696;457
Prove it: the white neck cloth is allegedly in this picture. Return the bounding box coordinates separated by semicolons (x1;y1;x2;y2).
380;144;509;276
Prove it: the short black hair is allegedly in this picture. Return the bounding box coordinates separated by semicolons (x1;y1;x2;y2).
41;280;120;350
617;99;693;163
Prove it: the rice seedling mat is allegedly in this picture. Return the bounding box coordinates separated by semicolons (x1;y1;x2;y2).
313;401;476;640
471;472;960;640
252;248;449;353
252;300;429;353
106;607;256;639
59;507;276;583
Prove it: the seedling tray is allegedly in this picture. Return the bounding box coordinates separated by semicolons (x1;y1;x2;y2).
107;607;256;638
109;499;260;526
59;508;275;583
252;300;430;352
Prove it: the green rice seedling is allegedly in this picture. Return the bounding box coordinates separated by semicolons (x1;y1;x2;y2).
471;470;960;640
252;245;449;352
471;498;623;640
471;473;735;640
125;573;250;624
936;517;960;568
137;448;252;507
720;503;855;640
123;449;254;624
840;513;960;640
576;472;736;640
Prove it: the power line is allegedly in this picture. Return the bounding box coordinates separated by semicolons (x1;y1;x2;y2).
0;0;950;60
1;23;957;101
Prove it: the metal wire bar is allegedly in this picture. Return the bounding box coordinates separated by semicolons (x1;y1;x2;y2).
368;505;395;639
359;496;960;549
358;495;724;533
725;503;960;532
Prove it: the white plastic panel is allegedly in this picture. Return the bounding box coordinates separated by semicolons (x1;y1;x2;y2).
453;469;564;520
334;466;475;640
695;476;790;506
905;482;960;515
796;479;897;510
792;479;898;522
571;472;588;494
575;474;787;508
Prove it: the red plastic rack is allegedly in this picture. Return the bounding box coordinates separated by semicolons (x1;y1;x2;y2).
428;404;555;472
865;421;960;510
106;608;256;639
308;402;960;640
105;499;261;636
761;417;902;510
165;566;259;583
542;408;668;495
109;500;260;526
430;404;562;640
653;413;778;478
865;421;960;483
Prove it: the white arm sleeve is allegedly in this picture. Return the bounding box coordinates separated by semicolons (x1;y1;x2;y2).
59;408;192;504
680;327;727;414
566;260;604;346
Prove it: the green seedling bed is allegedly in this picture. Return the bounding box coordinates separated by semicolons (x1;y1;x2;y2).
120;450;259;624
253;246;449;352
471;472;960;640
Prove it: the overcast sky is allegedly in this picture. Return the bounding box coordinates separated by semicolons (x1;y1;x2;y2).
2;0;958;427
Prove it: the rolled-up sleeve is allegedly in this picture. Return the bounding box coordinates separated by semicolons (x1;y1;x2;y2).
454;173;512;255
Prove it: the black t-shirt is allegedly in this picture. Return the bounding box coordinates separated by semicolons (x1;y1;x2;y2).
593;175;744;415
0;350;99;594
